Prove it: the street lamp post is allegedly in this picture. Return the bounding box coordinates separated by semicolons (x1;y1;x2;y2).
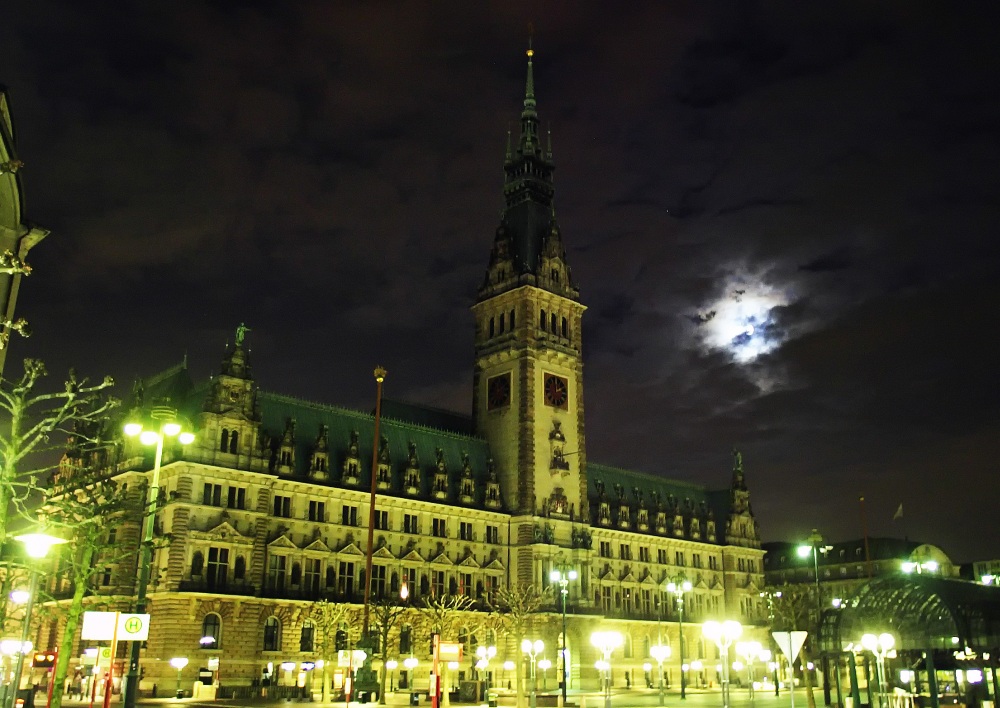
169;658;188;699
736;642;762;706
521;639;544;708
650;644;671;705
5;533;67;708
123;406;195;708
590;631;623;708
703;621;743;708
759;590;782;696
538;660;551;690
861;634;895;708
666;578;693;699
798;530;833;706
549;568;577;707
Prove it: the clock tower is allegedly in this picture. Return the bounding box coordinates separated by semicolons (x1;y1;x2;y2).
472;47;588;522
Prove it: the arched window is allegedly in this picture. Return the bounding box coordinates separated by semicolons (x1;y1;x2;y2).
263;617;281;652
489;317;495;337
509;309;515;328
562;317;568;338
624;634;634;658
540;309;546;331
300;620;315;652
191;551;204;576
499;313;505;334
551;313;558;332
326;567;336;589
201;614;221;649
229;431;239;453
400;625;412;654
234;556;246;580
220;429;229;452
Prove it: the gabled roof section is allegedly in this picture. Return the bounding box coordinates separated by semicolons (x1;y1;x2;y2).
268;534;297;550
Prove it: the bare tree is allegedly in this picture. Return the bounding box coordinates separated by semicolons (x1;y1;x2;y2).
772;584;819;708
370;596;412;703
0;358;115;548
310;600;357;703
488;584;544;708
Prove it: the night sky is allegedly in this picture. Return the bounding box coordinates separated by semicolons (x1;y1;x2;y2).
3;2;998;562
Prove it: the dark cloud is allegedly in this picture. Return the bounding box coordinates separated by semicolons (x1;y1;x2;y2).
2;1;998;562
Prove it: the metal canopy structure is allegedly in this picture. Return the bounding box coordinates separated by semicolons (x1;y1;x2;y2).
820;574;1000;653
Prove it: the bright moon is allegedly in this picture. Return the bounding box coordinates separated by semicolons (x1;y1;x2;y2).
696;281;789;362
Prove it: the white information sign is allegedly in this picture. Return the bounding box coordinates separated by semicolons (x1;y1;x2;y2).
81;611;151;641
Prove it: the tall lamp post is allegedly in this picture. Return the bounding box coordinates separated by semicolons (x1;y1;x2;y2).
798;530;832;705
666;578;692;699
122;407;195;708
521;640;544;708
650;644;671;706
549;568;577;707
860;633;895;708
703;621;743;708
169;658;188;699
736;641;762;706
590;632;623;708
6;533;68;708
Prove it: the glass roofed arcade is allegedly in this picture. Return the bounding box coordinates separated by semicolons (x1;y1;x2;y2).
819;575;1000;708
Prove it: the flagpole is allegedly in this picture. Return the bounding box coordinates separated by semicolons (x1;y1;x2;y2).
859;496;872;579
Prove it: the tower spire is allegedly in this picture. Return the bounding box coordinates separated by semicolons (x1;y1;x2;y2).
523;39;536;116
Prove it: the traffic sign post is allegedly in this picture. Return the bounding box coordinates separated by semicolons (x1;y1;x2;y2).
772;631;808;708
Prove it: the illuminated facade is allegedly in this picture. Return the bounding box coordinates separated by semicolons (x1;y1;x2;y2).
48;50;765;697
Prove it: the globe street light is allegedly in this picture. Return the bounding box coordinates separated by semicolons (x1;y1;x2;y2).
703;621;743;708
590;632;623;708
386;660;398;692
122;406;195;708
861;633;895;708
5;533;67;708
549;567;577;706
650;644;671;705
169;658;188;699
666;578;693;699
736;641;762;706
522;639;544;708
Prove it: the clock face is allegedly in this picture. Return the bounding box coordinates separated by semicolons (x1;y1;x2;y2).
543;374;568;409
487;373;511;410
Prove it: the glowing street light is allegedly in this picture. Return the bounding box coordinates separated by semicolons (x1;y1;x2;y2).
650;644;671;705
736;641;762;705
169;658;188;699
522;639;544;708
590;632;623;708
703;621;743;708
122;406;195;708
6;532;67;708
549;568;578;707
538;659;551;690
860;633;895;708
666;578;693;699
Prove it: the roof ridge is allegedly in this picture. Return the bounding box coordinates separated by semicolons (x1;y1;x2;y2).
259;390;488;444
142;360;188;388
588;461;709;492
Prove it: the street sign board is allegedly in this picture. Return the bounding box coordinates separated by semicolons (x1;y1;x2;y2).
438;642;462;661
772;631;808;661
81;612;151;641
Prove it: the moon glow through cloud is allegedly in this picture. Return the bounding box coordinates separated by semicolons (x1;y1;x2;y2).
696;277;791;363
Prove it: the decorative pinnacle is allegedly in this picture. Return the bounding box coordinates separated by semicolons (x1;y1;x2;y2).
374;366;387;383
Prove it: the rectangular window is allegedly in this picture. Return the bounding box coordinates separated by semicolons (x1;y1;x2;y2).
460;573;473;597
268;555;287;591
207;547;229;589
675;551;686;566
709;556;719;570
460;522;474;541
309;500;326;522
692;553;702;568
101;567;112;586
639;547;650;563
433;518;447;538
485;525;500;544
339;562;355;597
305;559;322;593
273;495;291;518
375;510;389;530
601;586;612;611
203;483;223;507
600;541;612;558
404;513;419;534
227;486;247;510
342;505;358;526
657;548;668;564
402;568;418;598
432;571;446;596
738;558;746;571
371;565;386;598
619;543;631;560
641;589;652;615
